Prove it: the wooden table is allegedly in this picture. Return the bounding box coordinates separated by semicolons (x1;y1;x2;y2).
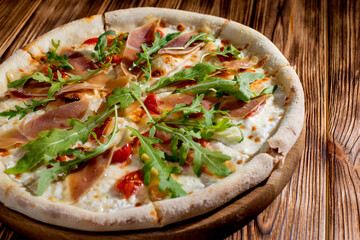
0;0;358;239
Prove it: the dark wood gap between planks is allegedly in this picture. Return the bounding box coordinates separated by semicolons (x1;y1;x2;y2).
1;0;358;239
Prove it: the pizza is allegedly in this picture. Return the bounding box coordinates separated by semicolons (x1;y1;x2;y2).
0;8;304;231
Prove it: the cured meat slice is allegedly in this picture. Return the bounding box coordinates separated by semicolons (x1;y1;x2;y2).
158;32;204;55
121;21;159;75
0;99;90;148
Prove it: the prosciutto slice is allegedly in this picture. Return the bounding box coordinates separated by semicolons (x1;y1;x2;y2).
66;118;115;201
0;99;90;148
121;20;159;75
222;59;254;70
157;93;269;118
66;149;114;201
158;32;204;55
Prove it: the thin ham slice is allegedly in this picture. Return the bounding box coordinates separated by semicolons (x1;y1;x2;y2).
0;99;90;148
66;149;114;201
66;118;115;201
157;93;269;119
158;32;204;55
121;20;159;75
219;95;270;118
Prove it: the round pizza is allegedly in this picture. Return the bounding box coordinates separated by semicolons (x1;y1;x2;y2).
0;8;304;231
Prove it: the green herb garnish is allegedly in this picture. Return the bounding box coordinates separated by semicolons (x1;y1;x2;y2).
0;98;55;120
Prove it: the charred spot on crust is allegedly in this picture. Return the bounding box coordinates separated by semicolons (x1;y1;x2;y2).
177;24;185;31
159;19;167;28
254;56;269;69
151;69;164;78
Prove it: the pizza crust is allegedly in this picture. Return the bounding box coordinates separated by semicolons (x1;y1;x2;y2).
218;21;290;75
153;153;275;225
25;15;104;60
105;8;227;36
0;49;39;94
0;8;304;231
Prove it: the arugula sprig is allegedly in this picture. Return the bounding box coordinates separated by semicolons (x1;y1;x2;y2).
164;33;215;51
0;98;55;120
129;31;181;71
36;105;119;195
175;72;266;103
5;107;115;175
127;127;187;198
8;64;113;98
45;40;74;70
200;44;242;62
156;123;231;176
146;63;222;92
91;31;127;65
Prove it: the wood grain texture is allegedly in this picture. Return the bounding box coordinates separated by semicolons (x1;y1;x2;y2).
328;0;360;239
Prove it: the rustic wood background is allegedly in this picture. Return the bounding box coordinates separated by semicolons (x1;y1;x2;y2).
0;0;357;239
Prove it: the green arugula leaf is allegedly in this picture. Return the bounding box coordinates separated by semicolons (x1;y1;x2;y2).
234;72;265;102
5;107;115;175
146;63;222;92
127;126;187;198
259;85;277;96
91;30;118;64
164;33;215;50
106;82;141;109
0;98;55;120
36;106;119;195
45;40;74;70
155;94;205;122
173;77;237;95
200;44;242;62
130;31;182;71
8;71;52;88
156;123;231;177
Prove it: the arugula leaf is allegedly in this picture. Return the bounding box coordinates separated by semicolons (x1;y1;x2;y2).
5;107;115;175
45;40;74;70
164;33;215;50
127;126;187;198
106;82;141;110
200;44;242;62
146;63;222;92
8;71;52;88
259;85;277;96
173;77;237;95
130;31;182;71
0;98;55;120
91;30;118;64
156;123;231;177
36;106;119;195
234;72;265;102
155;94;205;122
175;72;265;103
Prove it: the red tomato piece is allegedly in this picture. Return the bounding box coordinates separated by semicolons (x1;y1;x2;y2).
132;131;150;147
184;65;191;68
90;117;111;141
115;170;144;199
247;102;266;118
111;54;122;65
144;93;161;115
83;37;99;45
112;143;133;164
195;139;209;148
156;29;164;37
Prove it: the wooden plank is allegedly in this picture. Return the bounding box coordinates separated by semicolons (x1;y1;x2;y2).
0;0;322;239
328;0;360;239
0;0;41;57
226;0;327;238
0;0;112;62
